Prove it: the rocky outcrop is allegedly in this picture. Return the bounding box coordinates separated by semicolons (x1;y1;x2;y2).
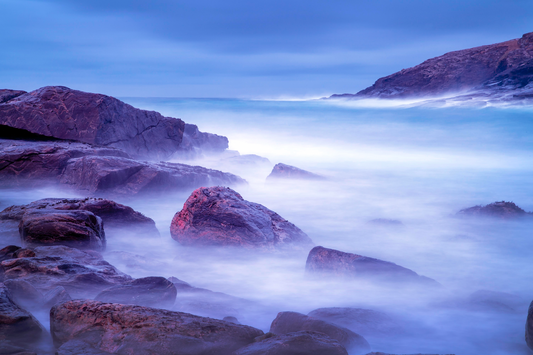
170;186;313;249
178;123;229;158
0;139;246;196
269;311;370;353
306;246;437;285
95;276;177;309
50;299;264;355
1;245;132;298
235;331;349;355
526;300;533;350
19;210;106;250
0;89;26;104
307;307;402;337
267;163;324;180
456;201;530;219
0;86;228;160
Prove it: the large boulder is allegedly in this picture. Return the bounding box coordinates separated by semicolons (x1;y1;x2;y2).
0;86;228;160
526;300;533;350
235;331;349;355
0;283;44;347
19;210;106;251
1;245;132;298
95;277;177;309
267;163;324;181
170;186;313;249
456;201;530;219
306;246;437;285
50;299;264;355
270;311;370;353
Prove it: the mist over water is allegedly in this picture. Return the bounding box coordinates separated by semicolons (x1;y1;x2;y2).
3;99;533;354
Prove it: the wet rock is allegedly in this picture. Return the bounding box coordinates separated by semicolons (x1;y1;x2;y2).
1;245;132;298
270;311;370;353
179;123;229;158
235;330;349;355
56;340;114;355
223;316;240;324
0;89;26;104
306;246;437;285
0;245;34;262
307;307;403;337
456;201;530;219
0;283;44;347
526;300;533;351
50;299;264;355
19;210;105;251
3;279;43;311
43;286;71;308
267;163;325;180
170;186;312;249
95;276;177;309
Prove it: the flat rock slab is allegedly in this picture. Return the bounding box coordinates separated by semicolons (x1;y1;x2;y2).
267;163;324;180
50;299;264;355
235;331;349;355
171;186;312;249
270;311;370;353
306;246;438;285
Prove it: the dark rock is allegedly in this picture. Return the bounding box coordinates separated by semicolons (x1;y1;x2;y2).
19;210;105;251
307;307;403;337
267;163;324;181
0;342;38;355
306;246;437;285
235;330;349;355
223;316;240;324
0;283;44;346
270;311;370;353
3;279;43;311
56;340;114;355
456;201;530;219
43;286;71;308
50;299;264;355
1;245;132;298
526;300;533;351
95;276;177;309
170;186;312;249
342;32;533;100
179;123;229;158
0;90;26;104
365;353;454;355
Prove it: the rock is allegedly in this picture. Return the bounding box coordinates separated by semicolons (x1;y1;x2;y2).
456;201;530;219
1;197;159;237
1;245;132;298
0;89;26;104
336;32;533;100
0;283;44;347
0;86;228;160
179;123;229;158
0;139;246;196
223;316;240;324
170;186;312;249
50;299;264;355
305;246;437;285
307;307;403;337
0;245;35;262
438;290;525;313
365;353;454;355
235;330;349;355
270;311;370;353
526;300;533;351
267;163;324;180
56;340;114;355
3;279;43;311
19;210;106;251
95;276;177;309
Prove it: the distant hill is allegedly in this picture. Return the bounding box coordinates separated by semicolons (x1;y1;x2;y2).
331;32;533;105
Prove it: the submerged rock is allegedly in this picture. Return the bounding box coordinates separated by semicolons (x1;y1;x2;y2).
267;163;325;180
456;201;530;219
170;186;313;249
306;246;437;285
235;331;349;355
270;311;370;353
50;299;264;355
19;210;106;251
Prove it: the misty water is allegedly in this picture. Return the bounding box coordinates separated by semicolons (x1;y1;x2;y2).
3;98;533;354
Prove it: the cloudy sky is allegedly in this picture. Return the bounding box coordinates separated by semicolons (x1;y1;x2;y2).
1;0;532;98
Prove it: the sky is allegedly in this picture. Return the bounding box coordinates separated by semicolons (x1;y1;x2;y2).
1;0;532;98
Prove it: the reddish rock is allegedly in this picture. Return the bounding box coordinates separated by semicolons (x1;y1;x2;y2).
50;299;264;355
457;201;530;219
170;186;312;249
0;89;26;104
95;276;177;309
267;163;325;181
270;311;370;353
235;331;349;355
19;210;106;251
306;246;437;285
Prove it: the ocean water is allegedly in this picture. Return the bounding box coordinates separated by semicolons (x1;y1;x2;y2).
3;98;533;354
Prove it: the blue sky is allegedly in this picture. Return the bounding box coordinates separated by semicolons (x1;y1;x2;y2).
1;0;532;98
